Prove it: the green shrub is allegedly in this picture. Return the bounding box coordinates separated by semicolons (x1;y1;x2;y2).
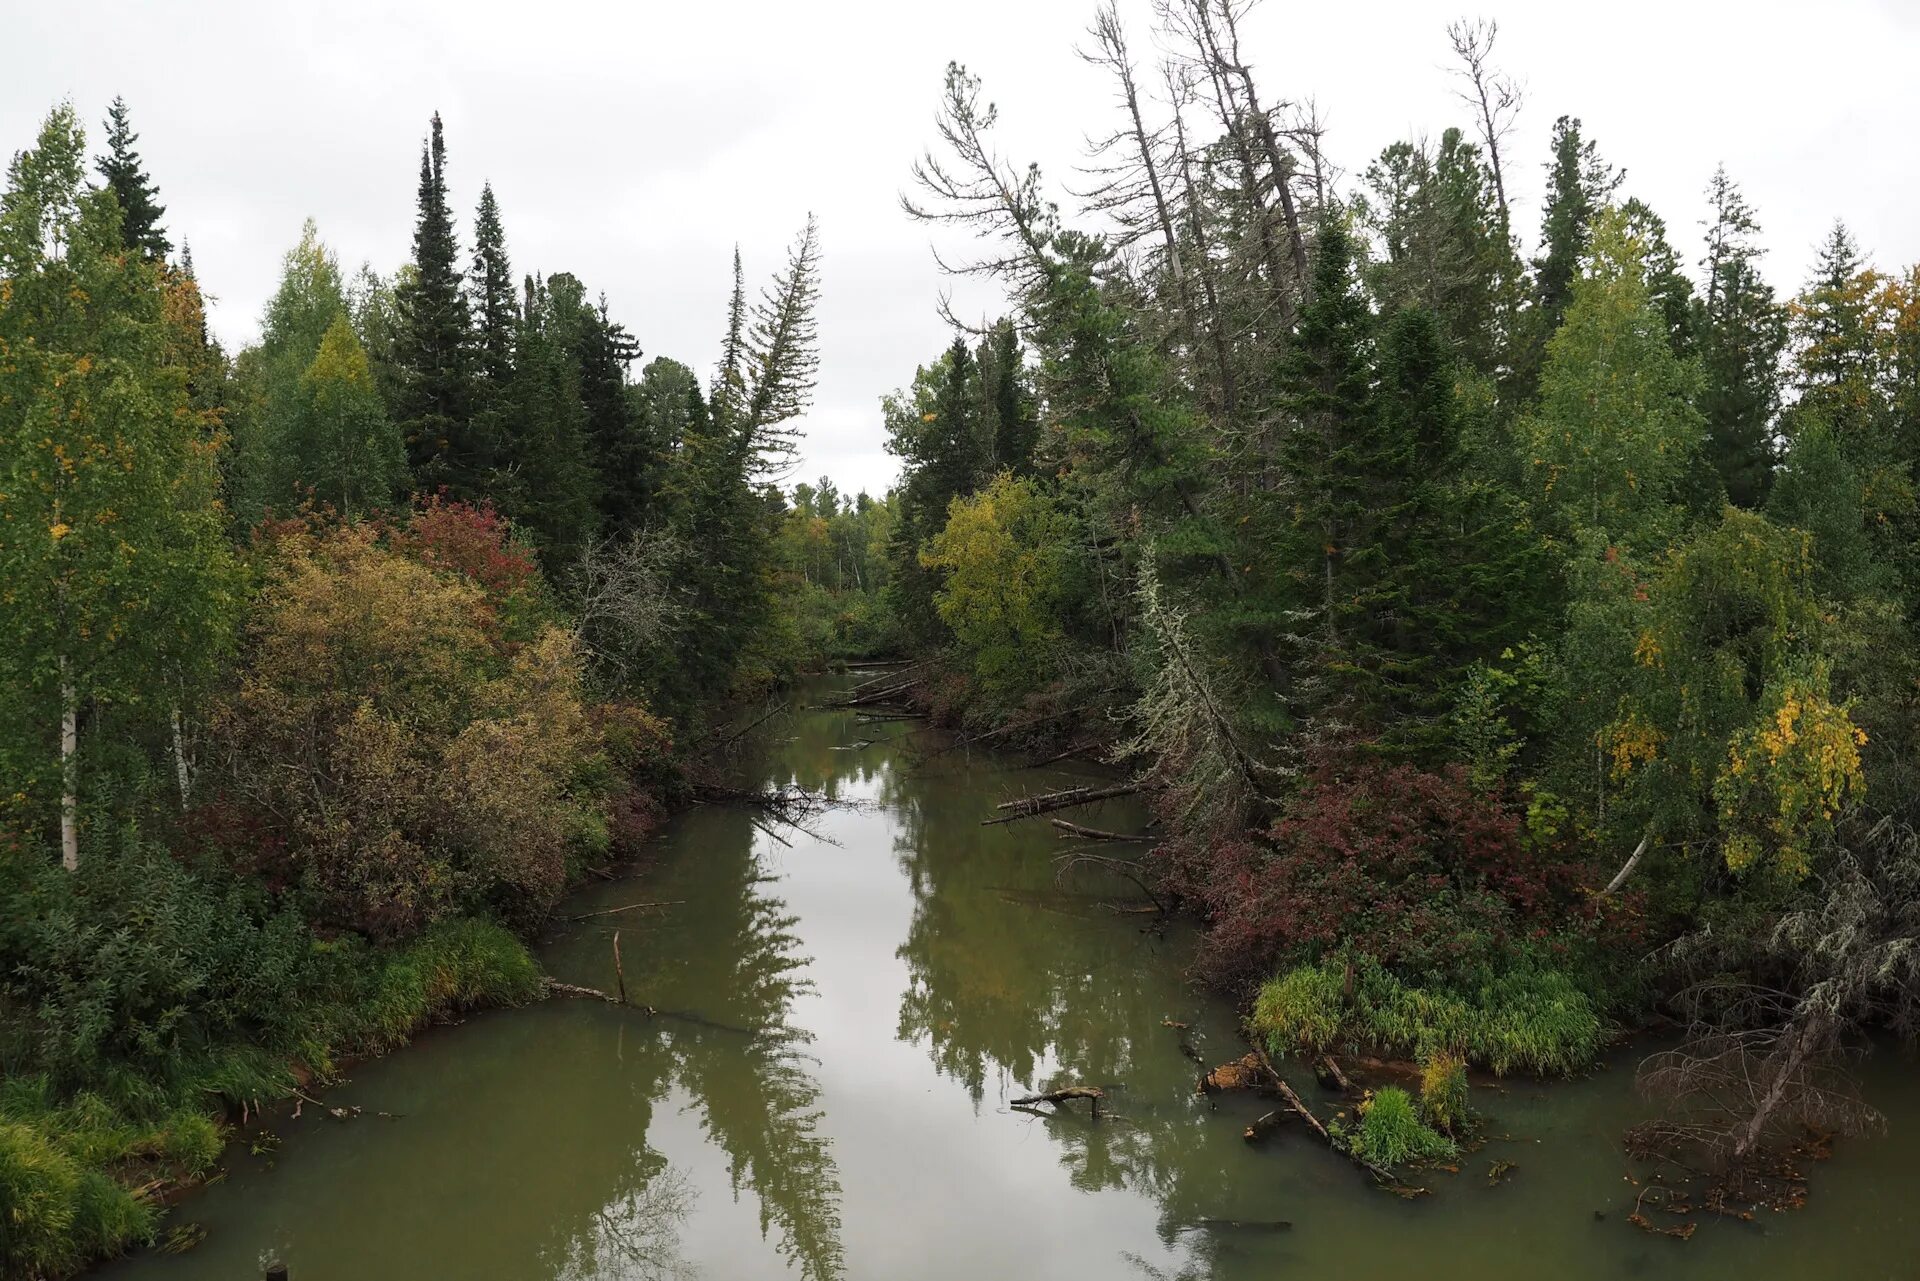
1349;1087;1456;1168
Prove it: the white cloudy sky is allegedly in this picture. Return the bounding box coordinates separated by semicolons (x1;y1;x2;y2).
4;0;1917;497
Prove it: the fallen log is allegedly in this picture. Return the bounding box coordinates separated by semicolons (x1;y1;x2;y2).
565;899;682;922
984;783;1140;825
1010;1085;1106;1118
543;977;656;1014
1049;819;1151;842
1315;1054;1358;1095
1245;1041;1333;1146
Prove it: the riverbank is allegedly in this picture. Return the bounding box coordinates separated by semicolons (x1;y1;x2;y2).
90;683;1920;1280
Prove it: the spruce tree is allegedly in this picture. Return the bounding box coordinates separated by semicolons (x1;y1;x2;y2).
470;183;515;395
93;96;169;259
497;274;600;565
979;319;1038;473
395;112;478;495
1697;167;1786;508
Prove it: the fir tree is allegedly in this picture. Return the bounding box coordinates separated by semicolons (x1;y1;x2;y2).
395;112;478;496
470;183;515;395
1697;167;1787;508
497;273;600;565
93;96;169;259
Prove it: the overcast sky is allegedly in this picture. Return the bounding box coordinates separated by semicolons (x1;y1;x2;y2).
5;0;1917;497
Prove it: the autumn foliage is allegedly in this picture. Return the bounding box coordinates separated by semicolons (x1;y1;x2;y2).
1163;760;1612;998
206;509;617;938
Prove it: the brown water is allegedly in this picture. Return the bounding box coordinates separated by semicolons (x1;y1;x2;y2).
104;674;1920;1280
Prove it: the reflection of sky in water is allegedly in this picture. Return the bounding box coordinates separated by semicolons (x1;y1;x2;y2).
100;680;1920;1281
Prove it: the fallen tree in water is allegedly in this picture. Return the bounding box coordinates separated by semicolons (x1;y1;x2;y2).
1010;1086;1106;1118
983;783;1141;825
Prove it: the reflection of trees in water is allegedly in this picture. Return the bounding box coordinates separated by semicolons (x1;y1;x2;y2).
658;802;845;1281
883;750;1244;1254
561;1163;698;1281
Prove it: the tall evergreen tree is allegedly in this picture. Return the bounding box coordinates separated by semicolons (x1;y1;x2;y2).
395;112;478;495
979;318;1038;473
93;96;169;259
497;273;600;565
1697;167;1787;508
470;182;515;396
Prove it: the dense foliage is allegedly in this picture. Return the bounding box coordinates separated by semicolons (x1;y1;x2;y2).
0;96;822;1276
869;2;1920;1173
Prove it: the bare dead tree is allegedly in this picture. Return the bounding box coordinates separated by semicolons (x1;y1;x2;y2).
1160;57;1241;419
1445;17;1523;236
570;529;690;684
902;61;1061;315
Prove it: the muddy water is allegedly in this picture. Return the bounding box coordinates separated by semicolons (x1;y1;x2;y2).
104;675;1920;1279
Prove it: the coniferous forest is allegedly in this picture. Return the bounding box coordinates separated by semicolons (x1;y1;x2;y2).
4;4;1920;1277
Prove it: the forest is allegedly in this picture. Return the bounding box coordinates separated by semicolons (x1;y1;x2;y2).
2;2;1919;1276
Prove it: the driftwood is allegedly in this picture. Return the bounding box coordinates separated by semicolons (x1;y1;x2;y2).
543;977;656;1013
565;899;682;922
1181;1218;1293;1233
1011;1085;1106;1118
1049;818;1150;842
984;783;1141;825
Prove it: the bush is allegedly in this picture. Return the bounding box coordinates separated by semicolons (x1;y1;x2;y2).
1347;1087;1456;1168
1165;761;1617;1000
3;844;319;1098
212;518;613;938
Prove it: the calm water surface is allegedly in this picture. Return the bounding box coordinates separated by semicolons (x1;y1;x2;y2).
104;674;1920;1279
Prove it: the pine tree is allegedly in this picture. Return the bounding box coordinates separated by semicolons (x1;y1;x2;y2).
1514;117;1620;398
1697;167;1787;508
395;112;478;495
93;96;169;259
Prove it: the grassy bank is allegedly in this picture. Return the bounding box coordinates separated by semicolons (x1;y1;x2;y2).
0;901;542;1278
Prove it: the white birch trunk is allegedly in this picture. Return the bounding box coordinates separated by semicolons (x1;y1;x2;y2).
60;656;78;871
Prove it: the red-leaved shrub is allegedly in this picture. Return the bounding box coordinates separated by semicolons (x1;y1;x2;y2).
1161;762;1603;998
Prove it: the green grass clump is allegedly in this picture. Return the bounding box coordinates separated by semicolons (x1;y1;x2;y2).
1418;1051;1469;1135
333;918;544;1055
1250;963;1345;1054
1253;956;1604;1076
1349;1087;1456;1168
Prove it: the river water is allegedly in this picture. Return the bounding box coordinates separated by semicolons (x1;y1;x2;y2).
104;675;1920;1280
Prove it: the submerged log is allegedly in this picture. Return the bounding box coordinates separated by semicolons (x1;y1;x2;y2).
1315;1054;1358;1095
1011;1085;1106;1118
984;783;1141;825
1049;818;1151;842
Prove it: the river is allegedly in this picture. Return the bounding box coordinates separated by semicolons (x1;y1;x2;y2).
102;674;1920;1280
